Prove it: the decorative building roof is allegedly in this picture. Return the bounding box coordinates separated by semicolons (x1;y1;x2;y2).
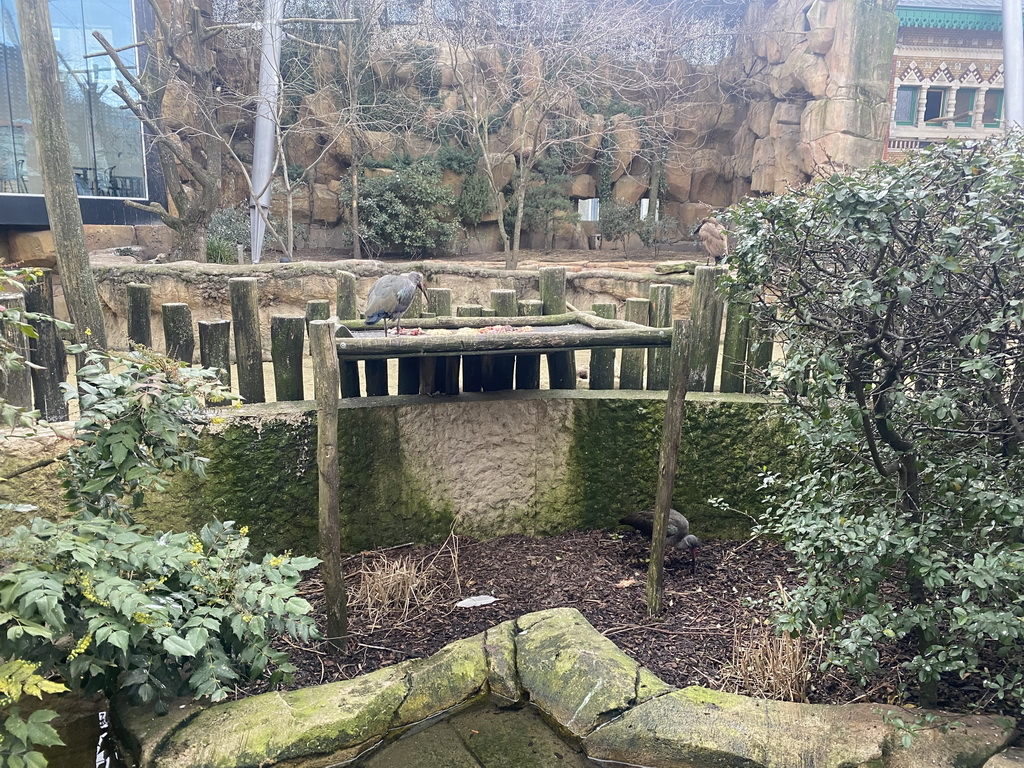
896;0;1008;30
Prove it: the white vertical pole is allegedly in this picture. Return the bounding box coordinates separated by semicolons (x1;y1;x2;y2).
1004;0;1024;128
250;0;285;264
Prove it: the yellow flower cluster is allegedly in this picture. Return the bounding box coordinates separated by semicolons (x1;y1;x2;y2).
239;526;249;536
74;571;110;607
188;534;204;554
268;555;285;568
67;633;93;662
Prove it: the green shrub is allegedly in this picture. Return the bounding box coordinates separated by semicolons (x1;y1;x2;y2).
599;201;639;252
455;174;493;227
437;146;480;176
728;133;1024;713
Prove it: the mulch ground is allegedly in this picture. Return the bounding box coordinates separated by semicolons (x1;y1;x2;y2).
235;531;875;706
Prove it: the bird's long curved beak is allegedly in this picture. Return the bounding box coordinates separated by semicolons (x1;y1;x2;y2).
418;283;429;301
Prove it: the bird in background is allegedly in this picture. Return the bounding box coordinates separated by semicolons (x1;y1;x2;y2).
620;508;700;574
693;217;728;265
365;271;429;336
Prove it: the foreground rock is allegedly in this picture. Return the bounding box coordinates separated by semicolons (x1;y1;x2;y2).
115;608;1017;768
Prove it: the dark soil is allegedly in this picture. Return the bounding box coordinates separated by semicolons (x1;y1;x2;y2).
238;531;871;705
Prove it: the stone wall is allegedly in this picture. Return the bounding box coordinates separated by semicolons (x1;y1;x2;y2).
0;392;800;555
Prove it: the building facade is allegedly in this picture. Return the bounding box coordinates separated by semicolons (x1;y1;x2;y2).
886;0;1007;160
0;0;161;228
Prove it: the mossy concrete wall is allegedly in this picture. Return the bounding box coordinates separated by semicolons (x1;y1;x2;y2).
2;391;799;554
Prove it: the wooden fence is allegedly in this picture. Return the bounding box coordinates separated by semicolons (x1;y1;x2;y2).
1;266;773;419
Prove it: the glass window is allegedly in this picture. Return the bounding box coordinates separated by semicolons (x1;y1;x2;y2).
577;198;599;222
894;86;918;125
639;199;659;221
0;0;146;198
953;88;975;127
983;90;1003;127
923;88;946;124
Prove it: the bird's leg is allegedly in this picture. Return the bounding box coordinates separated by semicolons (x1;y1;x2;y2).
396;317;402;335
383;318;390;337
690;548;697;575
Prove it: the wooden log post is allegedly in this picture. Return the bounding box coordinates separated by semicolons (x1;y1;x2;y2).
0;293;33;409
162;303;195;364
540;267;575;389
486;289;517;390
309;319;347;653
516;299;543;389
198;320;232;388
335;325;361;398
23;271;67;421
336;271;358;322
425;288;455;395
619;298;650;390
457;305;482;392
398;289;422;395
720;301;751;394
364;357;389;396
228;277;266;404
647;318;691;616
271;316;305;401
748;307;776;392
689;266;726;392
126;282;152;348
305;300;331;335
589;303;617;389
646;284;673;391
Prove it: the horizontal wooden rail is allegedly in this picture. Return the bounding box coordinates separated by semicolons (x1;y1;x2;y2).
336;311;657;333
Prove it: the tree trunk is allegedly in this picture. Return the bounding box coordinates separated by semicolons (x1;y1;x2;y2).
16;0;107;351
179;224;209;264
350;162;361;259
507;171;528;270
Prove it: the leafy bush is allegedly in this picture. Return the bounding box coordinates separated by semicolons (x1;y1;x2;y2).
0;660;67;768
354;163;458;257
638;213;680;257
728;133;1024;713
437;146;480;176
455;174;493;227
599;201;640;252
0;516;318;710
206;205;302;262
60;348;231;524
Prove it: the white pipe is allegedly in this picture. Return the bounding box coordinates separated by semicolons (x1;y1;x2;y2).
250;0;285;264
1004;0;1024;128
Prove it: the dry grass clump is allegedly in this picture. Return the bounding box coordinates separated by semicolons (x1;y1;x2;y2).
349;533;461;628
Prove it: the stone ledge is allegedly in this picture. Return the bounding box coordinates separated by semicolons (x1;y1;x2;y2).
115;608;1018;768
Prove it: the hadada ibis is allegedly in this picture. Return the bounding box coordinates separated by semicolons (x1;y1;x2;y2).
620;508;700;574
365;271;429;336
692;217;727;265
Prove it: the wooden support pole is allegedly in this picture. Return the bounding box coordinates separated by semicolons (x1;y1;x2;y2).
689;266;726;392
428;289;456;395
364;358;389;396
271;316;305;401
228;277;266;404
457;305;482;393
540;267;575;389
398;285;421;395
309;319;347;653
515;300;542;390
161;303;195;364
335;325;361;398
589;303;617;390
336;271;358;321
720;302;751;394
647;318;691;616
619;298;650;390
748;307;776;392
0;293;33;409
486;290;517;390
198;320;231;388
23;271;67;421
305;299;331;335
646;284;673;391
126;282;152;348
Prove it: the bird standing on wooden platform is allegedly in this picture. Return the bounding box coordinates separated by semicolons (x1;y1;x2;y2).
693;217;728;265
365;271;429;336
620;508;700;574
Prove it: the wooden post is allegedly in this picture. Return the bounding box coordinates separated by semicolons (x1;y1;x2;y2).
305;299;331;334
0;293;33;409
309;319;347;653
162;303;195;364
515;299;543;390
228;277;266;404
487;290;517;390
646;284;673;391
428;289;456;395
689;266;726;392
589;303;617;389
336;325;361;398
127;283;152;347
336;271;358;321
271;316;305;401
748;307;776;392
23;271;67;421
198;320;231;387
398;286;422;395
457;305;482;393
721;302;751;394
364;358;389;396
647;318;691;616
540;267;575;389
619;298;649;390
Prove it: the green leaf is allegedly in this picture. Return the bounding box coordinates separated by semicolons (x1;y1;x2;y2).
162;635;197;658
